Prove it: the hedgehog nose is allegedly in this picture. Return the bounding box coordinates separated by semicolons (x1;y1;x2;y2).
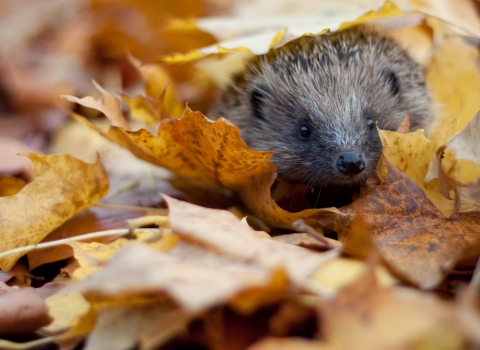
337;151;365;175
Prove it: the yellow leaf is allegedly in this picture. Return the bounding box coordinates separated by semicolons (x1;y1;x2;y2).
61;81;131;131
160;1;402;64
379;127;458;216
427;37;480;133
338;1;402;30
0;154;109;270
43;289;91;333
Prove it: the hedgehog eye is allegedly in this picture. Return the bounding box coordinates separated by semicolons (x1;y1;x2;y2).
251;90;265;120
300;125;311;137
366;119;375;130
384;69;400;96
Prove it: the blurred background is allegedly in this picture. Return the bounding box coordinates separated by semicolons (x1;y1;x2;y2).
0;0;479;182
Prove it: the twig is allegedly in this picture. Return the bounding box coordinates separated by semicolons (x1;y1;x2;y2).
291;220;339;250
0;336;57;350
0;228;160;259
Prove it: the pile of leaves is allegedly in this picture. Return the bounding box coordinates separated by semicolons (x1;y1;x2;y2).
1;0;480;349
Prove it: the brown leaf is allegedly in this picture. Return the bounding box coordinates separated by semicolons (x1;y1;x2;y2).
317;160;480;288
0;282;52;335
61;81;131;130
84;302;191;350
74;242;284;312
164;196;340;287
315;267;463;349
0;153;109;270
395;113;410;134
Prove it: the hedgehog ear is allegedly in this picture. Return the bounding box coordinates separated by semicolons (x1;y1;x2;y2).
383;69;400;96
251;88;266;120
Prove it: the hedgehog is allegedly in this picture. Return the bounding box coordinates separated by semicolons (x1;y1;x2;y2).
209;26;433;207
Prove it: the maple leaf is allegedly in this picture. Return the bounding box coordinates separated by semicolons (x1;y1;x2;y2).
0;153;109;270
316;160;480;288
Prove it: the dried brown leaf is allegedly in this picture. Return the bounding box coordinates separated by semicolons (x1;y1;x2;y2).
317;160;480;288
0;282;52;335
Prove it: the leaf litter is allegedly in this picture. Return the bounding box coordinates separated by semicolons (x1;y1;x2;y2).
0;0;480;349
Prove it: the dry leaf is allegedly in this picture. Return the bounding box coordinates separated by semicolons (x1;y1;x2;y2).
0;282;52;335
0;176;25;197
379;127;457;216
447;111;480;166
84;302;191;350
317;160;480;288
43;288;91;333
0;153;109;270
164;196;340;287
161;2;403;63
426;37;480;133
66;101;326;229
316;267;463;349
74;242;285;312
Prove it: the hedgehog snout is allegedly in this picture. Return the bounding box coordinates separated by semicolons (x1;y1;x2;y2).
336;151;365;175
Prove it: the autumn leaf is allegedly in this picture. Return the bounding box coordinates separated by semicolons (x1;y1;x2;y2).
426;37;480;133
74;242;286;312
447;111;480;166
164;195;340;287
317;160;480;288
316;267;463;349
0;282;52;335
160;1;403;63
61;81;131;130
83;302;191;350
0;153;109;270
65;100;328;229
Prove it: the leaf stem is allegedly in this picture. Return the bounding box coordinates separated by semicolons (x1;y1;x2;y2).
0;228;159;259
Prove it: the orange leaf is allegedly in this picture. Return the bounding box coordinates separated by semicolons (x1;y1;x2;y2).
0;154;109;270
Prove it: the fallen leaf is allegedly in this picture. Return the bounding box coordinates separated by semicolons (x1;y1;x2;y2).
0;176;25;197
426;37;480;133
66;100;326;229
27;206;143;271
315;266;463;350
164;196;340;287
379;127;457;216
446;111;480;166
61;81;131;131
317;160;480;288
248;337;321;350
84;302;191;350
161;2;402;63
43;288;91;334
311;258;397;292
0;282;52;335
74;242;285;312
0;153;109;270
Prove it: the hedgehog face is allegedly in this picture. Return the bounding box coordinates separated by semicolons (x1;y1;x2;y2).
209;27;433;203
245;79;384;189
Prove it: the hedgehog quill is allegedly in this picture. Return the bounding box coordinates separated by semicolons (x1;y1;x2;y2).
210;26;433;207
